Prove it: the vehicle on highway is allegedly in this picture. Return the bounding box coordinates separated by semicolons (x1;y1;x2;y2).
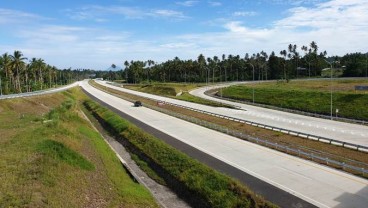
134;100;142;107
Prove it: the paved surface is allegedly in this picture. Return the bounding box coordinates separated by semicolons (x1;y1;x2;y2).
0;82;80;100
190;83;368;147
97;80;368;147
83;80;368;208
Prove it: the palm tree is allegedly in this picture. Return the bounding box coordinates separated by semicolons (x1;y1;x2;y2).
0;53;12;93
10;51;27;93
280;50;288;81
197;54;206;82
124;60;129;83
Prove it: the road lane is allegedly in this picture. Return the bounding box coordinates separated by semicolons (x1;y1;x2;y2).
95;80;368;147
190;84;368;147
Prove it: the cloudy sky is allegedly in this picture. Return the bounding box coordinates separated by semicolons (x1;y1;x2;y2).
0;0;367;69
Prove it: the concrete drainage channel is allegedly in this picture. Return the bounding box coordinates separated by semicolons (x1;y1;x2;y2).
80;109;191;208
98;82;368;177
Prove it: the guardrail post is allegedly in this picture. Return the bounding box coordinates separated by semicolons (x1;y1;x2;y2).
342;162;345;170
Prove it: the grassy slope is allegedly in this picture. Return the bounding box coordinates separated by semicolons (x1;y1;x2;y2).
221;79;368;120
0;89;157;207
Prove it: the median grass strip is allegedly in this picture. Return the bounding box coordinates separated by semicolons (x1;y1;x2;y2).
83;99;276;208
220;79;368;120
91;80;368;177
0;89;158;207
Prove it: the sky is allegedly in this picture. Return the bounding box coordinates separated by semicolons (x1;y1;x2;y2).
0;0;367;70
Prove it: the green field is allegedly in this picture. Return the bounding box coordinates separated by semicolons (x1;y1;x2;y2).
0;89;157;207
220;79;368;120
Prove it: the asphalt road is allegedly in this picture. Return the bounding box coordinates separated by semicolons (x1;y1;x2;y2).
83;80;368;208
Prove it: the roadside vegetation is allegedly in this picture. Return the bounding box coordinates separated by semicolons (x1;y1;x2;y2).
0;89;157;207
220;79;368;121
123;83;233;107
91;80;368;178
83;99;276;208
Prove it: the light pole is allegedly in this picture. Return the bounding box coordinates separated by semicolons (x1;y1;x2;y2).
247;63;255;103
324;59;333;120
365;52;367;78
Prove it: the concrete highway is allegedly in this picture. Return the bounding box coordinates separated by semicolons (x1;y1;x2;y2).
190;83;368;147
83;80;368;208
96;80;368;148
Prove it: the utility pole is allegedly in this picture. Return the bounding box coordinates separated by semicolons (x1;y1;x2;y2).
247;63;255;103
324;59;333;120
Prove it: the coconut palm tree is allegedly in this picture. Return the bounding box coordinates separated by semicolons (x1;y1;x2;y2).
0;53;12;93
10;51;27;93
280;50;288;81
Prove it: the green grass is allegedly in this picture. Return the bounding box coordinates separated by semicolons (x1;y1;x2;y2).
37;139;95;171
0;89;158;207
221;79;368;121
83;99;276;208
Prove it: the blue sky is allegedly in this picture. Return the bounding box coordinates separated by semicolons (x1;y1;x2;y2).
0;0;367;69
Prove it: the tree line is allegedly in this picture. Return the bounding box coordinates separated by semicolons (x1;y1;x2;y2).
110;41;367;83
0;51;92;95
1;42;367;94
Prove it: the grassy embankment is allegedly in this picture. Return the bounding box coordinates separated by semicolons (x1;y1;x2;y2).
0;89;157;207
91;80;368;177
220;79;368;120
124;83;233;107
83;99;276;208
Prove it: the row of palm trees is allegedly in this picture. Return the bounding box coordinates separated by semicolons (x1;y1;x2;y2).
0;50;73;95
120;41;328;83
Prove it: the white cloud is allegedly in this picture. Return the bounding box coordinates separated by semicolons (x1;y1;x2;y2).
65;6;145;20
176;1;199;7
150;10;187;19
0;8;45;24
233;11;257;17
66;5;187;21
208;1;222;7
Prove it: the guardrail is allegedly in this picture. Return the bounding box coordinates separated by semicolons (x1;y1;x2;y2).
0;83;78;100
205;90;368;126
105;81;368;153
95;82;368;177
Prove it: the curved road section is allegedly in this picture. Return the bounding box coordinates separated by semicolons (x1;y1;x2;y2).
190;83;368;147
86;80;368;208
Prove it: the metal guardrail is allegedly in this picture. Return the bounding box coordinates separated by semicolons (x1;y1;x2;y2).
105;81;368;153
0;83;78;100
206;90;368;126
94;82;368;177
